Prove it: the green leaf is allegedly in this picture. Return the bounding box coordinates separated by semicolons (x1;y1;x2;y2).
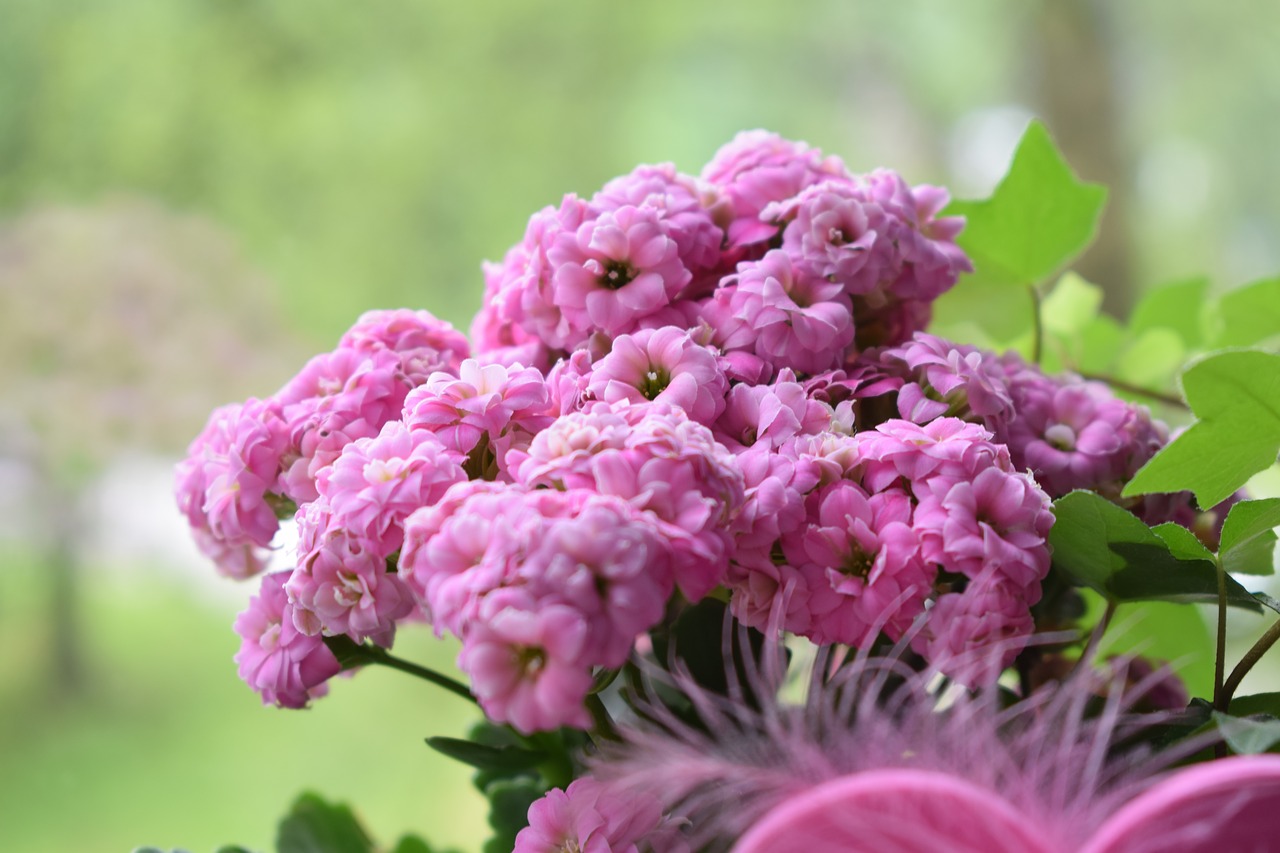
1042;272;1103;337
425;736;547;773
1255;592;1280;615
1049;491;1259;610
946;120;1107;288
1114;328;1184;391
1219;498;1280;576
482;778;544;853
1208;276;1280;349
276;793;374;853
1084;590;1215;699
1212;711;1280;754
390;835;457;853
1230;693;1280;717
1129;277;1208;348
1123;351;1280;508
1151;522;1215;563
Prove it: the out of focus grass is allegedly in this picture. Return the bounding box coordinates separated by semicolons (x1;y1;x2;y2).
0;550;487;852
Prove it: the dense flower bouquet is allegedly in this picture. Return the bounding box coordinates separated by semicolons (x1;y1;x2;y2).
174;125;1280;852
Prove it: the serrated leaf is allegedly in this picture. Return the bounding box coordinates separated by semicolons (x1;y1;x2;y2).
1049;491;1259;610
1124;351;1280;508
276;793;374;853
1114;328;1184;390
1129;277;1208;347
1151;522;1215;563
946;120;1107;288
1042;272;1103;336
425;736;546;773
1219;498;1280;576
1212;711;1280;754
1208;276;1280;349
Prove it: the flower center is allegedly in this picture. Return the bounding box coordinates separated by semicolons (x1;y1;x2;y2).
638;366;671;400
1045;423;1076;451
841;546;875;580
600;259;636;290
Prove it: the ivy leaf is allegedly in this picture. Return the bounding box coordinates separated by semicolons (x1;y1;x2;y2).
390;835;457;853
1212;711;1280;755
276;793;374;853
1230;693;1280;717
1049;491;1259;610
1208;276;1280;349
1123;351;1280;508
1151;522;1216;563
1130;277;1208;348
1256;592;1280;616
481;778;544;853
1218;498;1280;576
946;120;1107;288
425;736;547;773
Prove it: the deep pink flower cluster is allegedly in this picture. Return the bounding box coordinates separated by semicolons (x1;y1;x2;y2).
178;131;1200;726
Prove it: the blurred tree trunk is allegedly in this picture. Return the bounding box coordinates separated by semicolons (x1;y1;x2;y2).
1032;0;1135;316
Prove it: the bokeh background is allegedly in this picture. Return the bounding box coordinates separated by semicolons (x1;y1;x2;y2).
2;2;1279;850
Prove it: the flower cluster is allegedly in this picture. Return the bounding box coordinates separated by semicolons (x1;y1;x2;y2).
177;130;1200;737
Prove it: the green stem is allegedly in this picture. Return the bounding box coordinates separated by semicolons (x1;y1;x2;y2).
323;636;477;706
1077;372;1189;411
1213;559;1228;710
1220;618;1280;713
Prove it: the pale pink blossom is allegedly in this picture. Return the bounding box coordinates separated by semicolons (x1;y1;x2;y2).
316;420;466;557
548;205;692;338
713;371;832;453
515;778;675;853
234;571;342;708
587;326;728;425
338;308;470;383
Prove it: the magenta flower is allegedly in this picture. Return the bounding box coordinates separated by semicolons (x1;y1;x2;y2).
587;326;728;425
338;308;470;383
713;371;833;453
316;420;467;557
276;347;415;503
850;418;1012;496
706;250;856;376
911;577;1038;683
782;482;933;646
548;204;692;338
234;571;342;708
515;778;676;853
457;602;595;734
769;181;881;290
175;398;290;578
879;333;1015;429
402;358;551;471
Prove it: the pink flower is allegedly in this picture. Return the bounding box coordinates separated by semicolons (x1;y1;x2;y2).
175;398;290;579
587;326;728;425
316;420;467;557
705;250;856;375
402;359;551;473
782;482;933;645
234;571;342;708
276;347;415;503
287;504;414;646
879;333;1015;429
516;778;675;853
713;371;833;453
851;418;1012;496
338;308;470;383
913;466;1054;590
912;577;1038;683
457;603;595;734
769;181;881;290
514;402;744;601
548;205;692;337
701;130;853;250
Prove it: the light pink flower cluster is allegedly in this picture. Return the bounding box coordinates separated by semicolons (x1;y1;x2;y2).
400;485;675;733
515;777;681;853
234;571;342;709
186;131;1212;717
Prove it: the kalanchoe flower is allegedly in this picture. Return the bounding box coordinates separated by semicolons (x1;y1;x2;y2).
175;398;291;579
316;420;467;557
587;326;728;425
402;359;551;475
287;499;415;647
705;249;856;376
457;600;596;734
850;417;1013;496
878;333;1016;429
338;308;470;383
911;575;1039;684
547;204;692;339
234;571;342;708
712;370;833;453
510;401;745;601
515;777;680;853
701;129;853;251
276;347;416;503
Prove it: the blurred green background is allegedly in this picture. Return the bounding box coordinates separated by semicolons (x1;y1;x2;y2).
2;1;1279;851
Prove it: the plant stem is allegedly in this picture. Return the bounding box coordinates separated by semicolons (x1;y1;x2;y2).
324;636;477;706
1077;372;1189;411
1220;618;1280;712
1213;559;1228;711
